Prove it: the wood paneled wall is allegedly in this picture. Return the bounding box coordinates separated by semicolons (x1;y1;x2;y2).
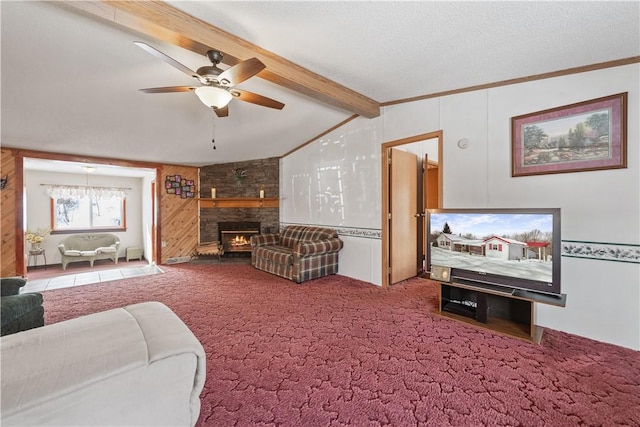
159;164;199;264
1;149;21;277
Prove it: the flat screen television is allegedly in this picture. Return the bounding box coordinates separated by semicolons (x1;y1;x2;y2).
426;208;561;296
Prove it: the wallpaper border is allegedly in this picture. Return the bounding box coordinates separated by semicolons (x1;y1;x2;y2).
561;240;640;264
280;223;382;239
279;225;640;264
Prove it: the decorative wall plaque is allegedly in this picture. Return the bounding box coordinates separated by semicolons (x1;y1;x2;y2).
165;175;195;198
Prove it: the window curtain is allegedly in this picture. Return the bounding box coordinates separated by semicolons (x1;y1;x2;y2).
45;184;128;200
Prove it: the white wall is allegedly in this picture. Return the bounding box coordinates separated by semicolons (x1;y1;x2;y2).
280;64;640;350
141;174;155;263
394;137;439;164
25;170;147;265
280;117;384;284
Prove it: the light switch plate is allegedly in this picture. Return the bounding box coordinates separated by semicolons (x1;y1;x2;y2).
430;265;451;282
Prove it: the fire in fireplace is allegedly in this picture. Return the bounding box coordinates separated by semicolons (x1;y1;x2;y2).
218;222;260;257
222;233;254;253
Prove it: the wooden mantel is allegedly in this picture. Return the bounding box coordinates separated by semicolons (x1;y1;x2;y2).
199;198;279;209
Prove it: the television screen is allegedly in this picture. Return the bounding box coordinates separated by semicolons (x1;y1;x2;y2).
427;208;561;296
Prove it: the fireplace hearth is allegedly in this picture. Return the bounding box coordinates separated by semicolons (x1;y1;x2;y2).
218;222;260;257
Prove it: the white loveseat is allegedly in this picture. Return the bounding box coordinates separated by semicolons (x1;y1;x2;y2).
58;233;120;270
1;302;206;427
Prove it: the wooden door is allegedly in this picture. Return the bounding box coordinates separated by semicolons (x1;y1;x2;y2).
422;156;440;255
425;161;439;210
389;148;419;284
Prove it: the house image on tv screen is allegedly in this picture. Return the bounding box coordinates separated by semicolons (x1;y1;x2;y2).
435;233;549;261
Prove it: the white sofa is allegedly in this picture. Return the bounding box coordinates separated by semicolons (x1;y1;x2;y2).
1;302;206;426
58;234;120;270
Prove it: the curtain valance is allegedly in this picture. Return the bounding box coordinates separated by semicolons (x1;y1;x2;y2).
44;184;129;200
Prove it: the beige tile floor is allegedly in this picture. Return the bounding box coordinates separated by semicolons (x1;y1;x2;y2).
22;264;164;293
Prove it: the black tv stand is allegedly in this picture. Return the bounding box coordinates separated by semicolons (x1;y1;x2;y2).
436;281;566;344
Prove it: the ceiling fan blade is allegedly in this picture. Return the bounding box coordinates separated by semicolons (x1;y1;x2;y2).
217;58;266;87
213;105;229;117
139;86;196;93
232;89;285;110
134;41;203;83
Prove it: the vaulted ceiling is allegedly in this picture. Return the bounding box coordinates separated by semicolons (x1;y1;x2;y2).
2;1;638;167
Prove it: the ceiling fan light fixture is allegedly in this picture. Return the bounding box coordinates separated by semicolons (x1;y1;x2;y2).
195;86;233;108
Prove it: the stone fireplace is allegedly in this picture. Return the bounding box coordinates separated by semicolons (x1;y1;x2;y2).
218;221;260;257
199;157;280;245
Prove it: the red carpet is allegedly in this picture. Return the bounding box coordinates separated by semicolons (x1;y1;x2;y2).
42;264;640;426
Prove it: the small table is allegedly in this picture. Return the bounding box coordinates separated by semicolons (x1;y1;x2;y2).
126;246;144;262
28;249;47;268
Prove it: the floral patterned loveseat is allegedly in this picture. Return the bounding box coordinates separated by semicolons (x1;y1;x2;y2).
250;225;343;283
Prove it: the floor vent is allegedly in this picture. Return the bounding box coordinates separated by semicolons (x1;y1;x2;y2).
166;256;192;264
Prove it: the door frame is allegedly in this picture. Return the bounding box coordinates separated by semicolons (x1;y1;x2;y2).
13;149;161;276
381;130;443;288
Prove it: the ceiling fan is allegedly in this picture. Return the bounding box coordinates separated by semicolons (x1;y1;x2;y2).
135;41;284;117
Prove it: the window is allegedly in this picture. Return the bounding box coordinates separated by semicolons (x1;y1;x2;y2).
51;195;126;233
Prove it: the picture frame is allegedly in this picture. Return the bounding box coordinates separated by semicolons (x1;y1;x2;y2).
511;92;627;177
164;174;195;197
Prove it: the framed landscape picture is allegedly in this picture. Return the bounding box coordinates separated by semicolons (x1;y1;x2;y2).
511;93;627;177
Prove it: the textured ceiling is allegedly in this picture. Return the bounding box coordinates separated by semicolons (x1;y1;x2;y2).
2;1;639;170
169;1;639;101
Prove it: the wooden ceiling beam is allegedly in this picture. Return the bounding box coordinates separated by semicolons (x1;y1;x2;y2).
60;1;380;118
